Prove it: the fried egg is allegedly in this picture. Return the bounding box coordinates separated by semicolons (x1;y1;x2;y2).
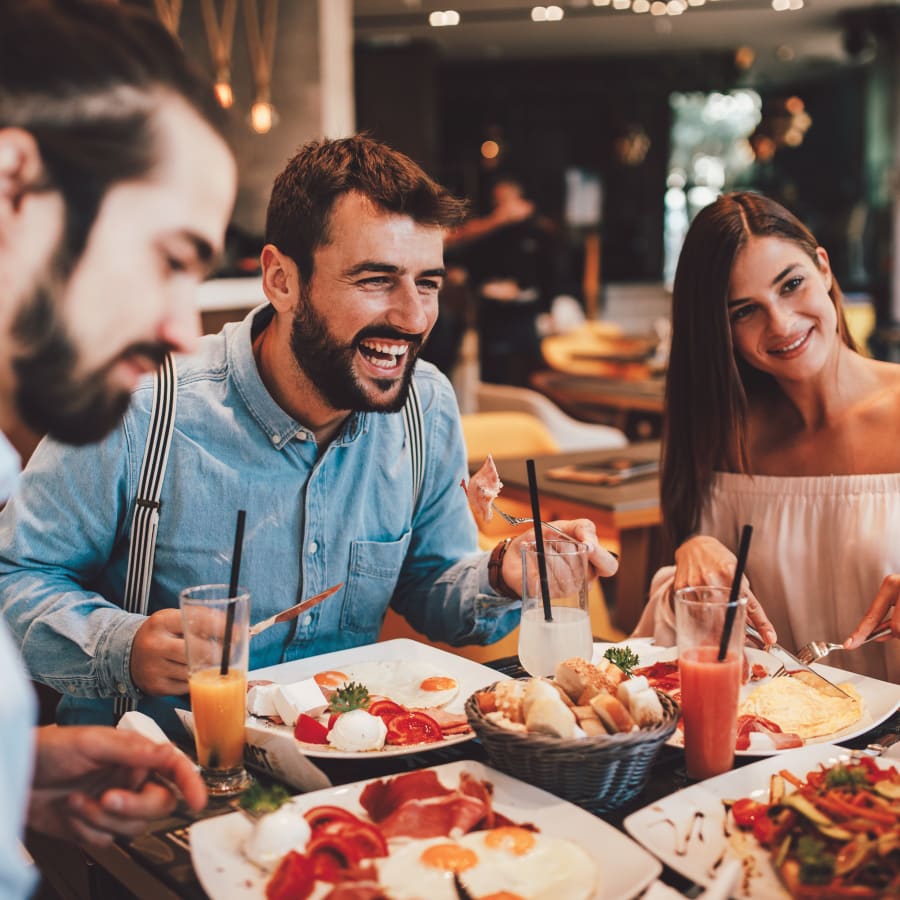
338;660;459;709
377;837;477;900
739;677;862;739
458;827;598;900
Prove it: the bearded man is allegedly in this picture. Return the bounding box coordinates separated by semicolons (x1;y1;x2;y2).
0;0;238;892
0;135;617;736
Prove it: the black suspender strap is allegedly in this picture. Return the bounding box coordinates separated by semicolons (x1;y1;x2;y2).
402;376;424;511
114;353;178;719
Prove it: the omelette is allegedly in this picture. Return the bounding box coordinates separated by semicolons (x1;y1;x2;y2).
738;676;863;740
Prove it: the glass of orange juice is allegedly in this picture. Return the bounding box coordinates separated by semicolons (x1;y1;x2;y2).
179;584;252;796
675;586;748;781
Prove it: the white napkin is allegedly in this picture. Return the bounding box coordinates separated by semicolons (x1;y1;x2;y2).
116;710;170;744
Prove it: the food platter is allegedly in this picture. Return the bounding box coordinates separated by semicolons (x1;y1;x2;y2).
190;759;662;900
592;640;900;756
622;744;898;899
244;638;509;759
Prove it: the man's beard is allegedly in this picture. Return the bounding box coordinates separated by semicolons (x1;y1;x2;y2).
289;290;422;414
11;257;171;446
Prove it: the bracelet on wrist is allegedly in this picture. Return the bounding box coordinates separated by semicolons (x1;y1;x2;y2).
488;537;518;599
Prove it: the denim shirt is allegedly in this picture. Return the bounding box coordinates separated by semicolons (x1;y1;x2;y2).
0;305;519;735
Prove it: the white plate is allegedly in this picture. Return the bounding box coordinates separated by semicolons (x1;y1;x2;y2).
623;743;898;899
245;638;509;759
190;759;662;900
593;640;900;756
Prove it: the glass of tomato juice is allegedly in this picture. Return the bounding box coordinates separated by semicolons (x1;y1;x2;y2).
179;584;252;796
674;586;747;780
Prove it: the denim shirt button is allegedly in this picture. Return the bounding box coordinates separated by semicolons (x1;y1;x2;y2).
116;682;127;694
296;432;307;442
308;541;319;555
271;434;281;444
301;614;312;626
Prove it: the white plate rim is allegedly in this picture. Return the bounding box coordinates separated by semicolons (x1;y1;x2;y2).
593;640;900;756
622;743;898;899
190;758;662;900
245;638;510;759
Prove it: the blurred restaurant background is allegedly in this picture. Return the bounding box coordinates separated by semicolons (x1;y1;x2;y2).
135;0;899;431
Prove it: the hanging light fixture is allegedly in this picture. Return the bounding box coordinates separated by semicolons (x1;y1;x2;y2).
244;0;280;134
200;0;238;109
153;0;183;36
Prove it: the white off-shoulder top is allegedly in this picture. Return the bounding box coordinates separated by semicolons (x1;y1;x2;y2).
637;471;900;683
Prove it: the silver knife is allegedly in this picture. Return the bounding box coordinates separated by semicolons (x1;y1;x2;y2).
249;583;343;637
746;624;853;700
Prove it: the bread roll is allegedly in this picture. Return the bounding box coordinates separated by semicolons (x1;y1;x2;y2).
494;679;525;723
554;657;614;702
617;675;650;708
589;692;636;734
596;656;628;688
522;678;560;718
629;688;665;727
579;718;607;737
525;694;577;738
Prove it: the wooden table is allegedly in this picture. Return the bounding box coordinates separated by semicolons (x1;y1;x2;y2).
492;443;662;633
531;370;665;441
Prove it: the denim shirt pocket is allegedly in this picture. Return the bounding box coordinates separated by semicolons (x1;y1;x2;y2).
340;532;411;634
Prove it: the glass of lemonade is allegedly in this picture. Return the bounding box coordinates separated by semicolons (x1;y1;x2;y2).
179;584;252;796
518;540;593;677
674;586;748;780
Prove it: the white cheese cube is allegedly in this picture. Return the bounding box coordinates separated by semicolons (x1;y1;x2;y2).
273;678;328;727
247;683;280;718
617;675;650;708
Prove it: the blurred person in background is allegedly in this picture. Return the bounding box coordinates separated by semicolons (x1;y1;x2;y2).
446;176;557;387
0;0;236;892
635;192;900;683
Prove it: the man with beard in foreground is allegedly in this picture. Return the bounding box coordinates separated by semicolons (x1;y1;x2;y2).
0;0;237;893
0;135;617;736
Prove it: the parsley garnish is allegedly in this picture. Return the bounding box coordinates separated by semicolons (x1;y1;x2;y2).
604;646;640;677
238;782;291;815
796;836;835;885
328;681;371;713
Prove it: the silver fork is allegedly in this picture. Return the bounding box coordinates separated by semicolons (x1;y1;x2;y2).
490;501;578;542
795;622;892;665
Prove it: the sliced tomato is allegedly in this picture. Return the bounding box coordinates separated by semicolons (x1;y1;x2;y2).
307;833;365;882
305;805;361;832
367;699;406;724
316;819;388;859
265;850;315;900
294;713;329;744
384;711;443;746
731;798;769;829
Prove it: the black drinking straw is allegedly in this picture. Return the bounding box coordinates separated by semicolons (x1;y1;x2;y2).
526;459;553;623
718;523;753;662
220;509;246;676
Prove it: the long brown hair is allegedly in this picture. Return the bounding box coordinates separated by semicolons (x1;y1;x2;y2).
662;192;857;549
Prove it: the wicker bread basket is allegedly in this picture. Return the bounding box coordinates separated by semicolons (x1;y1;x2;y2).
465;679;679;813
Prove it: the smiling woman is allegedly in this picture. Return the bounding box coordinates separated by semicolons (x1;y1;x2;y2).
634;191;900;684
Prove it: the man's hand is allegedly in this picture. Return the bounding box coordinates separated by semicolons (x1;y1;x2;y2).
500;518;618;595
844;575;900;649
29;725;207;848
673;535;776;645
130;608;189;696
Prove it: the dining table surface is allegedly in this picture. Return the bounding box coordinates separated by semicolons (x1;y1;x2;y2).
80;652;900;900
490;442;662;634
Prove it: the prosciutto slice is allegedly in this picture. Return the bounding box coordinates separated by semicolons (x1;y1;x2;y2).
735;714;803;751
461;455;503;526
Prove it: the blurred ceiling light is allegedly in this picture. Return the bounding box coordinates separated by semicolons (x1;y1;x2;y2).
531;5;564;20
592;0;612;5
775;43;795;60
687;0;706;5
429;9;460;26
249;100;277;134
771;0;789;9
481;140;501;159
735;46;755;70
784;95;804;114
650;0;667;14
633;0;650;11
667;0;685;13
613;0;631;10
213;80;233;109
